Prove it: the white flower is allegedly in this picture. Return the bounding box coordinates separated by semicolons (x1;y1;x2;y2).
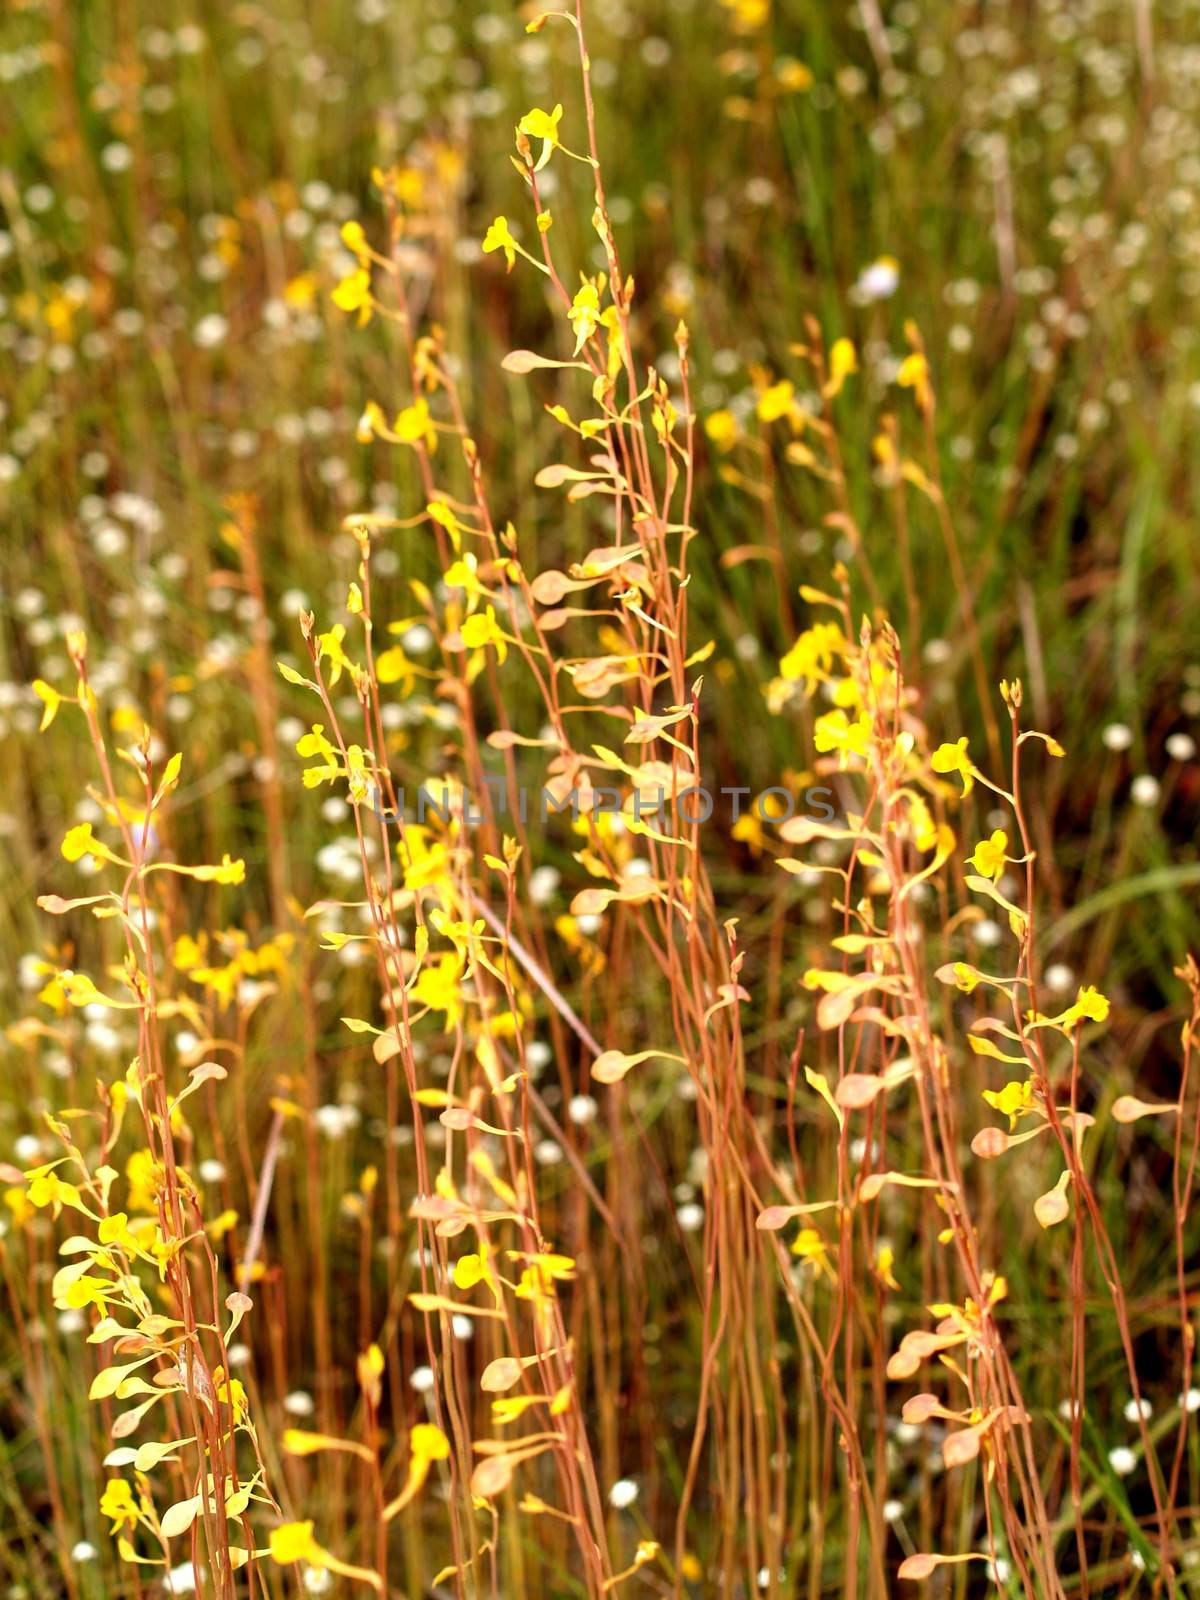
1102;722;1133;752
1130;775;1160;807
1124;1397;1152;1422
410;1364;436;1394
608;1478;639;1509
676;1203;704;1233
71;1542;97;1563
1108;1446;1137;1476
853;257;900;303
568;1094;597;1126
1166;733;1196;761
193;313;229;350
283;1390;315;1418
529;865;561;906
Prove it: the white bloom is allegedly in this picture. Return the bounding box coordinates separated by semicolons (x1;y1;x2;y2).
193;313;229;349
608;1478;639;1509
1108;1446;1137;1476
568;1094;597;1126
853;257;900;302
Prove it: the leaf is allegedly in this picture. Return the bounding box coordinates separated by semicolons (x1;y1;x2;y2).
592;1048;675;1085
502;349;589;375
160;1495;201;1540
277;662;317;689
804;1066;843;1129
756;1201;840;1231
284;1429;375;1462
89;1355;156;1400
1112;1094;1177;1123
1033;1169;1071;1229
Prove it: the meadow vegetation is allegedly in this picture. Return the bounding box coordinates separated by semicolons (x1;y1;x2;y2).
2;1;1200;1596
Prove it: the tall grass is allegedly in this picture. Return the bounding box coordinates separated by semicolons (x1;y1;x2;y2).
3;2;1200;1598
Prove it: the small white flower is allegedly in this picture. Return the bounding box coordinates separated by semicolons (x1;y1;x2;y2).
303;1569;334;1595
568;1094;597;1126
1166;733;1196;761
529;865;561;906
101;142;133;173
1108;1446;1137;1476
199;1159;226;1184
676;1202;704;1233
71;1542;97;1563
1044;963;1076;995
853;256;900;302
193;313;229;349
608;1478;639;1509
283;1390;315;1418
1130;774;1160;807
1124;1397;1152;1422
1102;722;1133;752
410;1364;436;1394
882;1499;904;1524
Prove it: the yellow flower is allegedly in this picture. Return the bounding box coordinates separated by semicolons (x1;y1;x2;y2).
382;1424;450;1519
756;379;795;424
32;679;62;731
791;1227;830;1278
413;953;465;1027
897;351;930;406
331;267;373;326
393;398;436;452
704;409;740;451
568;282;601;354
813;708;871;766
1059;985;1110;1030
340;219;370;265
968;829;1008;883
317;624;357;688
982;1079;1034;1122
930;737;975;796
518;103;563;170
61;821;124;867
100;1479;140;1535
269;1522;319;1565
779;622;844;691
824;337;858;399
460;605;508;663
482;215;519;272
